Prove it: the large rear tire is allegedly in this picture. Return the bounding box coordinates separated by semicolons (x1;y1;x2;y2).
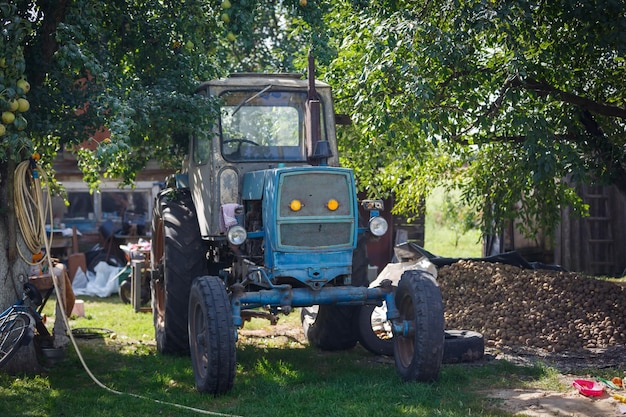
189;276;236;395
301;305;358;351
357;302;394;356
300;235;369;350
393;270;444;382
151;189;207;355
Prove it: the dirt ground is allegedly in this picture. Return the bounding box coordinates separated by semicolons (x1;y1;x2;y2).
482;345;626;417
239;323;626;417
484;386;626;417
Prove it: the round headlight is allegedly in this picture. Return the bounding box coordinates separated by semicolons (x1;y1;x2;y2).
368;216;388;237
227;225;247;245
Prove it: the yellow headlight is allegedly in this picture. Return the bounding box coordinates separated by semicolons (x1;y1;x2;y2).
327;199;339;211
290;199;302;211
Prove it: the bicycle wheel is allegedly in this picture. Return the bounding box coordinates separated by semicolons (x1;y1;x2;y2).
0;311;33;367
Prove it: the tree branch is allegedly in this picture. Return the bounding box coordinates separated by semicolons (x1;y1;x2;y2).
449;74;515;141
31;0;70;86
513;76;626;119
456;132;579;146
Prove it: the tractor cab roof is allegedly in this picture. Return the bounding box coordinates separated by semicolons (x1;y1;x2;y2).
196;73;331;93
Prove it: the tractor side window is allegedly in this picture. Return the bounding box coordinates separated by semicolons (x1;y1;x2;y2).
219;90;317;162
193;132;211;165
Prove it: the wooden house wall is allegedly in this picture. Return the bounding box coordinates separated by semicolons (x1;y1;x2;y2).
554;184;626;276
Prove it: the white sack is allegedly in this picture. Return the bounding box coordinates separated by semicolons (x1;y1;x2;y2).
72;262;122;298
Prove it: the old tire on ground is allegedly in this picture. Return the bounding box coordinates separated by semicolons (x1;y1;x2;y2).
358;303;484;364
393;270;444;382
188;276;236;395
443;330;484;364
151;189;207;355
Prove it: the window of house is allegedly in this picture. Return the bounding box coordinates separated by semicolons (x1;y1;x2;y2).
51;189;151;236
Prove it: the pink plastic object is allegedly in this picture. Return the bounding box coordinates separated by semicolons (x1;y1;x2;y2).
572;379;604;397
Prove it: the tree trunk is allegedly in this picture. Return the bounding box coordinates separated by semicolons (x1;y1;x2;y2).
0;160;42;375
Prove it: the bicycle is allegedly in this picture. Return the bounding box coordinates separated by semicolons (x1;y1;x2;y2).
0;282;49;367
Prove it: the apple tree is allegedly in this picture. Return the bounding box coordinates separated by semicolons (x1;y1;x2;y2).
1;0;221;373
0;0;327;373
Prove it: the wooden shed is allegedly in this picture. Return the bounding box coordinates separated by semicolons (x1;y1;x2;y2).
554;184;626;276
495;183;626;276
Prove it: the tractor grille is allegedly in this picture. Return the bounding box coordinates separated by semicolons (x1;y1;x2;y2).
277;170;354;249
280;222;352;247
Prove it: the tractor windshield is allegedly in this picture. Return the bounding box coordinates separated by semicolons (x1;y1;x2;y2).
219;89;323;162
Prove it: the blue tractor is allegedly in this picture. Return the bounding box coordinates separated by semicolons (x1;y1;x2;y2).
150;56;445;394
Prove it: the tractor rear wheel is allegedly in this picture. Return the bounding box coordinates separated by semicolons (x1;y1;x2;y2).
151;189;207;354
301;305;358;350
189;276;236;394
393;270;444;382
300;234;368;351
357;302;394;356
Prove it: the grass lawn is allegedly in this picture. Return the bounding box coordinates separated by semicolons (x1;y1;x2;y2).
0;188;587;417
0;295;565;417
423;186;483;258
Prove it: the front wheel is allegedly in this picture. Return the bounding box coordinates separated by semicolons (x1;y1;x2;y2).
358;305;484;364
188;276;236;395
393;270;444;382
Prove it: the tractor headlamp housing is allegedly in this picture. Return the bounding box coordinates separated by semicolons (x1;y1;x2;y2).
227;225;247;245
368;216;388;237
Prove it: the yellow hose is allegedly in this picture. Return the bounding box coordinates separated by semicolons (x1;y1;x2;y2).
13;159;54;266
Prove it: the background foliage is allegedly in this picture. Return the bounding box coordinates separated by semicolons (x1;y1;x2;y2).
2;0;626;237
325;0;626;238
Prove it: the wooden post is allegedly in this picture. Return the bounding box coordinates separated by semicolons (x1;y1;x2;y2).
51;264;71;349
131;259;144;313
